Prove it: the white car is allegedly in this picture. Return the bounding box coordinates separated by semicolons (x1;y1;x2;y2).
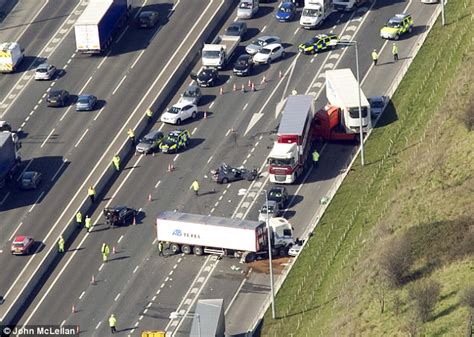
288;243;302;257
421;0;439;3
34;63;56;80
160;101;197;125
245;36;281;55
252;43;285;64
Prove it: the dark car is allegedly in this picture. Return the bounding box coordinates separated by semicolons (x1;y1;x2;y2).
224;21;247;38
47;90;69;107
137;11;159;28
19;171;42;190
267;186;288;209
135;130;164;155
76;94;97;111
211;163;258;184
103;206;137;227
159;130;190;154
191;67;218;87
233;54;254;76
0;121;12;132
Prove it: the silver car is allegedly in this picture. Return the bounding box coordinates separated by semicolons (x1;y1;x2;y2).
179;85;202;105
245;36;281;55
135;130;164;155
258;200;281;222
34;63;56;80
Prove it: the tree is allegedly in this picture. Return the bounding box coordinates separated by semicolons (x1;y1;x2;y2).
408;278;441;322
378;236;413;287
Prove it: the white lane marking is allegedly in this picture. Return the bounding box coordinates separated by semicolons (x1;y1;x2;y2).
209;102;215;109
8;222;23;241
160;283;166;289
218;195;223;201
112;75;127;95
131;50;146;69
17;160;34;181
214;201;219;207
33;105;38;110
98;263;104;271
133;265;139;274
293;28;299;35
38;99;42;105
155;180;161;189
152;295;157;301
225;129;231;137
114;293;121;301
210;207;215;213
191;127;197;135
169;270;174;276
116;26;130;44
139;315;144;321
51;160;67;182
173;154;180;162
59;106;73;122
95;322;101;329
28;191;44;213
261;25;266;32
79;291;85;300
207;155;213;164
118;235;124;243
74;129;89;147
79;76;94;93
96;51;111;70
94;107;105;121
165;276;169;282
243;103;248;110
173;264;178;269
40;128;55;148
224;273;249;315
172;0;181;11
242;159;247;165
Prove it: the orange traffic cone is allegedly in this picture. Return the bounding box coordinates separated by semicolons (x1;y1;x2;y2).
233;83;237;91
279;70;283;78
133;216;136;225
204;111;208;119
72;305;76;314
76;325;80;334
247;79;252;87
167;163;174;172
219;87;223;95
241;84;245;93
148;193;152;202
91;275;96;285
112;246;116;254
261;75;266;84
251;82;256;91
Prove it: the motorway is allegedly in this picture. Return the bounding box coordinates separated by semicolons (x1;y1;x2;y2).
3;0;442;336
0;0;229;326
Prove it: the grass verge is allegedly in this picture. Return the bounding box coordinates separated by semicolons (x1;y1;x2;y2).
261;1;474;336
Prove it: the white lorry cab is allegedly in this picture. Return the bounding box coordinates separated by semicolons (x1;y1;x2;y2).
0;42;24;73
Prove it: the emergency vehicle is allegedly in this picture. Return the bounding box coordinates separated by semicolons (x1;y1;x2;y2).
380;13;414;40
0;42;24;73
298;33;339;54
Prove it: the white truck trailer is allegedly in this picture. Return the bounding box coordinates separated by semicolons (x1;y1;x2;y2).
300;0;332;29
325;68;371;133
0;42;24;73
156;211;294;262
74;0;131;54
202;35;240;69
333;0;370;12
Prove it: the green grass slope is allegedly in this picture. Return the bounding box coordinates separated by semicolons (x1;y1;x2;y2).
261;1;474;336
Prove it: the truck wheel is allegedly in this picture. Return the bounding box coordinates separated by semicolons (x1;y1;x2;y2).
245;252;256;263
222;178;228;184
192;112;196;119
176;119;181;125
171;243;181;254
181;245;192;255
279;247;288;257
193;246;203;256
395;34;399;40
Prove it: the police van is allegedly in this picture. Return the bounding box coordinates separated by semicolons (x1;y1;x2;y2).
0;42;24;73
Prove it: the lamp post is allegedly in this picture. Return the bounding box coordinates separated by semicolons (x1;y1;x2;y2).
441;0;446;26
337;40;365;166
169;312;201;337
239;188;276;319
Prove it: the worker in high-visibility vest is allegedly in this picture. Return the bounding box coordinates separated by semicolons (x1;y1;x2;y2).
112;155;120;171
312;150;320;168
371;49;379;66
146;109;153;123
101;243;110;262
109;314;117;334
190;180;199;196
88;186;96;203
85;215;92;232
58;236;65;253
392;43;399;62
127;128;135;146
76;211;83;227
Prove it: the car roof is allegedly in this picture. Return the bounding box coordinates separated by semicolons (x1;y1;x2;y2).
259;35;279;42
237;54;252;60
280;2;294;8
49;90;65;95
78;94;93;99
172;100;195;108
263;200;278;206
14;235;30;243
262;43;282;49
22;171;38;178
145;130;163;138
185;84;199;92
36;63;50;69
269;186;286;193
140;11;157;17
229;21;245;27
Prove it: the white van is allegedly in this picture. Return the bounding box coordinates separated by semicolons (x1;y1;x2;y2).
0;42;24;73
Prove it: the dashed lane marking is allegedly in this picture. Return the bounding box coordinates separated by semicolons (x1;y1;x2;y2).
133;265;139;274
207;155;213;164
155;180;161;188
191;127;197;135
173;154;179;162
51;159;67;182
79;291;85;300
93;107;105;121
98;263;104;271
118;235;124;243
209;102;214;109
112;75;127;95
95;322;101;329
40;128;55;148
114;293;120;301
74;129;89;148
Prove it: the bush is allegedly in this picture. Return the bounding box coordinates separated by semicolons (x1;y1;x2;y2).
460;285;474;309
408;279;441;322
378;236;413;287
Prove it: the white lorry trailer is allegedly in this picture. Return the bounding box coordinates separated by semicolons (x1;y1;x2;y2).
0;42;24;73
333;0;370;12
0;131;21;189
74;0;131;54
300;0;332;29
325;68;371;133
156;211;294;262
202;35;240;69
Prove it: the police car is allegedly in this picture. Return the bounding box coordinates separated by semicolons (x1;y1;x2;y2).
380;13;414;40
159;130;190;153
298;34;339;54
